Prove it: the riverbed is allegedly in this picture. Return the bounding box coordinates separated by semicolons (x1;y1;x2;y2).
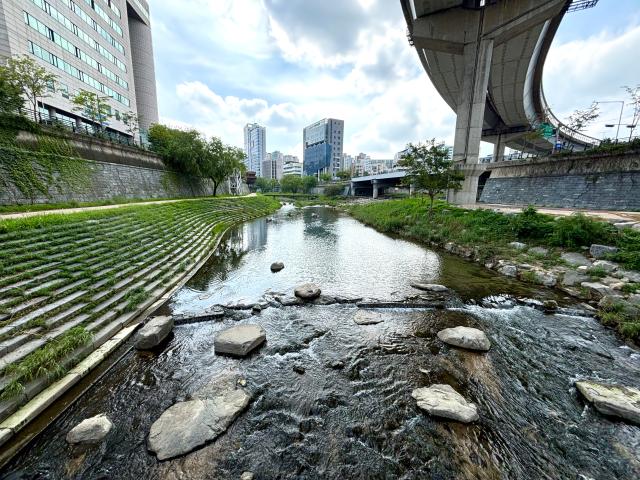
3;205;640;479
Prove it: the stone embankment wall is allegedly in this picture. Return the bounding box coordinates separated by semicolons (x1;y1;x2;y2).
479;151;640;210
0;131;234;205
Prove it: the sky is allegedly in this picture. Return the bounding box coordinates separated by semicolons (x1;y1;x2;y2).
149;0;640;159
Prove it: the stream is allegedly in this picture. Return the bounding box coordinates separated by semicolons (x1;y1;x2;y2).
2;205;640;479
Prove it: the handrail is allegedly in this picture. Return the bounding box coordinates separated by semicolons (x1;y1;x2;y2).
540;90;601;147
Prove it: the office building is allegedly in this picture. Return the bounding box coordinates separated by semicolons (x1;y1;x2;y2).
262;150;283;180
282;159;303;177
0;0;159;140
243;123;266;176
303;118;344;177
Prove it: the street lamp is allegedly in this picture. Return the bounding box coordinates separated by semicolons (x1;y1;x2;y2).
595;100;624;142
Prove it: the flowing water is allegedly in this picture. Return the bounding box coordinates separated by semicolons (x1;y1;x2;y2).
3;205;640;479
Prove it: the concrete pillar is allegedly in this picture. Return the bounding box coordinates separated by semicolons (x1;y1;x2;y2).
372;180;379;199
350;182;356;197
46;106;56;122
449;37;493;205
409;183;415;196
492;138;505;163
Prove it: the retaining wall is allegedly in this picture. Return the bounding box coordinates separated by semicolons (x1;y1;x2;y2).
479;151;640;210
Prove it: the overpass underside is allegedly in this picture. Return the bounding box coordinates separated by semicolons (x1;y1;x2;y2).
402;0;600;204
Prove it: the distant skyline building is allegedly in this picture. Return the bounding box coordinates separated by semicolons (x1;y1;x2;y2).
243;123;266;176
0;0;159;139
303;118;344;177
262;150;284;180
282;159;303;177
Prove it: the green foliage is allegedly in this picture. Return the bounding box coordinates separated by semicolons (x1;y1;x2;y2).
597;300;640;342
510;206;554;240
323;184;345;197
588;266;608;279
121;111;140;139
199;137;246;196
302;175;318;193
398;140;464;211
148;124;205;175
281;174;303;193
256;177;279;192
622;283;640;294
72;90;112;129
0;72;24;113
0;55;57;121
319;172;332;183
550;214;615;248
611;229;640;271
336;170;351;180
123;286;149;312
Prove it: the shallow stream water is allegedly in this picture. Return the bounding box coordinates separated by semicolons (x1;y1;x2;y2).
3;205;640;479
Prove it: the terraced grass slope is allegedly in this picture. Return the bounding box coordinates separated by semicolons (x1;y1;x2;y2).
0;196;279;421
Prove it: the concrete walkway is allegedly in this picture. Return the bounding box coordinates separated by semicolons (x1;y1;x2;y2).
465;203;640;223
0;196;253;221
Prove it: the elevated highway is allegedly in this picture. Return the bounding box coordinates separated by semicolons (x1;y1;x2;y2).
401;0;601;203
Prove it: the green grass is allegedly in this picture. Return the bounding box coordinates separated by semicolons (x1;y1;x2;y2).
598;300;640;342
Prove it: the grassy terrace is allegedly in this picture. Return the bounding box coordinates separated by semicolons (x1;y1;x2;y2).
0;196;279;418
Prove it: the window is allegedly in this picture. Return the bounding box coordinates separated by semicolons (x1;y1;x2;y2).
59;83;70;98
46;80;55;93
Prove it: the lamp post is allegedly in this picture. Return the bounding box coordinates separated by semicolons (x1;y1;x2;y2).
596;100;624;142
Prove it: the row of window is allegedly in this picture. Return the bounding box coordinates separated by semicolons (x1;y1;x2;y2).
31;0;126;61
105;0;121;19
130;0;150;21
47;82;125;121
29;40;130;107
79;0;122;36
25;12;128;90
62;0;125;53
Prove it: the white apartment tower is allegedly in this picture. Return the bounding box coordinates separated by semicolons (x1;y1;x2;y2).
243;122;266;176
0;0;159;139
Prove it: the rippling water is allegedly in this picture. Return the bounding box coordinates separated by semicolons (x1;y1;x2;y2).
3;206;640;479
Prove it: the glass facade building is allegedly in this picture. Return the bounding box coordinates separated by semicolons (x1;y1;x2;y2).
243;123;266;176
0;0;158;138
302;118;344;177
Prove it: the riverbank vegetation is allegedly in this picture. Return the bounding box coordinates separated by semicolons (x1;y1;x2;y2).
0;196;279;405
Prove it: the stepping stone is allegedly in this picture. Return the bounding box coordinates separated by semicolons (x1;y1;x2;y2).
294;283;321;300
135;316;174;350
148;376;251;460
214;324;266;356
575;381;640;425
561;252;592;267
270;262;285;272
437;326;491;351
411;384;479;423
411;283;448;293
354;310;385;325
66;414;113;445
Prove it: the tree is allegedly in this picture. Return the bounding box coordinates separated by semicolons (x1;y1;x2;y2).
567;102;599;132
0;55;57;122
336;170;351;180
255;177;278;193
302;175;318;194
148;124;205;175
199;138;246;196
319;172;332;183
121;111;141;142
72;90;112;131
280;175;303;193
0;72;24;114
399;140;465;212
624;85;640;141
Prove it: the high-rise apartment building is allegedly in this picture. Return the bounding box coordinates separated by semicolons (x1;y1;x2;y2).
262;150;283;180
243;123;266;176
302;118;344;177
0;0;159;139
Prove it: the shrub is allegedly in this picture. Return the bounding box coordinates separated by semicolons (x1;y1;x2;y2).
612;229;640;271
510;206;554;240
550;214;614;248
323;184;345;197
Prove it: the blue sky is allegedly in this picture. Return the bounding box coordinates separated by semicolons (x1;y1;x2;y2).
149;0;640;158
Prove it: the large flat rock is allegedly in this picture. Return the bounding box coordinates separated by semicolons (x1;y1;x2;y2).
294;283;321;300
148;377;251;460
66;413;113;445
575;381;640;425
437;326;491;352
135;316;174;350
354;310;385;325
412;384;479;423
214;324;266;356
410;283;448;293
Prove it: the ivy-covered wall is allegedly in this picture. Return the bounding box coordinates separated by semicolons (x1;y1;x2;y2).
0;121;224;205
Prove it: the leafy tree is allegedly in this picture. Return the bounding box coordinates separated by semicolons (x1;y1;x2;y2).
0;55;57;122
319;172;332;183
399;140;465;212
255;177;279;193
199;138;246;196
281;174;303;193
336;170;351;180
302;175;318;193
121;111;141;141
148;124;205;175
624;85;640;141
72;90;112;131
567;102;599;132
0;72;24;114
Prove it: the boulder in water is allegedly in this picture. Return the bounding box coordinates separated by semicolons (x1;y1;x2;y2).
214;324;266;356
354;310;385;325
411;384;479;423
135;316;174;350
148;375;251;460
437;326;491;352
270;262;285;272
66;414;113;445
294;283;321;300
575;381;640;425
